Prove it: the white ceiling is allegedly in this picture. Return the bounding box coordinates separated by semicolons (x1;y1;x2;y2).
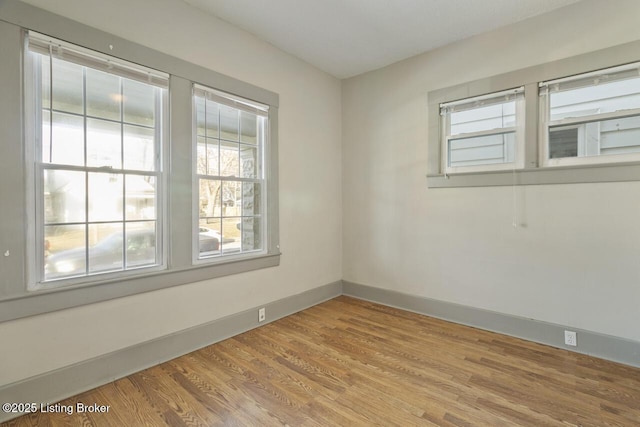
183;0;581;79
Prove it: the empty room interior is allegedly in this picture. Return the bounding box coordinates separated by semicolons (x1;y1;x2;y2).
1;0;640;425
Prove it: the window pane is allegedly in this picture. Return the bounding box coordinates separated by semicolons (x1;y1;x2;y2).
31;37;165;285
193;85;267;261
196;137;207;175
126;175;156;220
222;181;241;217
220;141;239;177
44;170;86;224
448;132;515;167
195;96;206;136
51;112;84;166
199;179;222;217
126;222;156;268
206;99;220;138
549;127;578;159
241;217;261;252
123;79;155;126
88;223;123;274
87;118;122;168
40;54;50;108
88;172;123;222
241;183;261;216
44;224;86;280
240;111;257;144
550;78;640;121
600;115;640;155
450;101;516;135
220;104;239;141
549;115;640;159
221;217;241;254
198;218;221;256
240;145;258;178
86;68;121;121
41;109;51;162
52;58;83;114
207;139;220;176
124;124;155;171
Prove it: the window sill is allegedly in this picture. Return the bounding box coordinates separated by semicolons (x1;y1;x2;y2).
0;252;281;322
427;162;640;188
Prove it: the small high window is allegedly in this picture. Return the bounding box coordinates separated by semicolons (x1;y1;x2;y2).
440;88;525;174
540;62;640;166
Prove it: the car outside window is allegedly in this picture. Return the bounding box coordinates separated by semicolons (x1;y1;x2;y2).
27;32;168;288
193;85;268;262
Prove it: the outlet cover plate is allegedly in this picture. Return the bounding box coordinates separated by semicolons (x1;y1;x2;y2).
564;330;577;347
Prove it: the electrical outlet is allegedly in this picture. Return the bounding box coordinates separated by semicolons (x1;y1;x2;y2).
564;330;577;347
258;307;266;322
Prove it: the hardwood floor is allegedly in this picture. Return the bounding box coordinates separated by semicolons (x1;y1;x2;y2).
3;296;640;426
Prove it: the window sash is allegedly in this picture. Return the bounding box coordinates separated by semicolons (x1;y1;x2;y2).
441;88;525;174
193;85;268;263
540;63;640;167
27;35;167;288
540;113;640;167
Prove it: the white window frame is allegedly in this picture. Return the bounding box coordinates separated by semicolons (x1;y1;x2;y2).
25;32;169;291
440;87;526;174
539;62;640;168
192;84;269;264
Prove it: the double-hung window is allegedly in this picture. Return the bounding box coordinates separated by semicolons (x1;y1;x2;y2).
440;87;525;174
193;85;268;261
427;34;640;187
26;32;168;288
0;4;280;321
540;62;640;166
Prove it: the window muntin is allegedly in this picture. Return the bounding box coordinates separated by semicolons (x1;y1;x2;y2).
440;88;525;173
27;32;168;287
540;62;640;166
0;8;280;319
194;85;268;261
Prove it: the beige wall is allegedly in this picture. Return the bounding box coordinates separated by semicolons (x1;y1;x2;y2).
0;0;342;385
342;0;640;342
3;0;640;389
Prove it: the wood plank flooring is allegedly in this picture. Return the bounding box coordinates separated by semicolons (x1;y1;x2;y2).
3;296;640;426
